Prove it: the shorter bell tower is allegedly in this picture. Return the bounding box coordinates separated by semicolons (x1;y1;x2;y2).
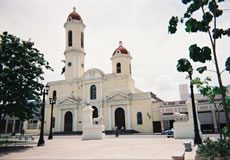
64;7;86;80
111;41;132;76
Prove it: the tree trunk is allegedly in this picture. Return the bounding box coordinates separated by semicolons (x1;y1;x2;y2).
201;4;230;137
214;103;222;139
212;44;230;136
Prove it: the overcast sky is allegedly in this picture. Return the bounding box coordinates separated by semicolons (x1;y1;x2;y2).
0;0;230;101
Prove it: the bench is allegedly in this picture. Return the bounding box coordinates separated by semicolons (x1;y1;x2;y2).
171;152;184;160
183;142;192;152
16;135;34;140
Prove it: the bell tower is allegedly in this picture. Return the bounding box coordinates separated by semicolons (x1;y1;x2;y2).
64;7;86;80
111;41;132;76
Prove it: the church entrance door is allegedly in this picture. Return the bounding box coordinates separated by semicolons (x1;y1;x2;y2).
64;111;73;132
115;108;125;129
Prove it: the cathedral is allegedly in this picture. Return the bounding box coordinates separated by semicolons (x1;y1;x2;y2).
43;8;163;134
2;8;226;135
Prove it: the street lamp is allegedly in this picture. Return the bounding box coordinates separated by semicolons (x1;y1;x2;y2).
37;84;50;146
48;96;56;140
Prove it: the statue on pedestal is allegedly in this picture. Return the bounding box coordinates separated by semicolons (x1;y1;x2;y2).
82;103;105;140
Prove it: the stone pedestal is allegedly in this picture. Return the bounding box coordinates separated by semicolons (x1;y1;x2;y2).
81;103;105;140
174;122;194;139
174;99;202;139
82;125;105;140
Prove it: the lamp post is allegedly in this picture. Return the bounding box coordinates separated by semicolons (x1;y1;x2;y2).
48;96;56;140
188;70;202;144
37;84;50;146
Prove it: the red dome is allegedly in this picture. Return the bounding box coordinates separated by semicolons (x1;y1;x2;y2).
113;41;128;56
67;7;82;21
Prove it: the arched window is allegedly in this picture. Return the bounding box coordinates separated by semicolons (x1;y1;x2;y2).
137;112;143;125
81;32;84;48
90;85;96;100
53;90;57;99
68;30;72;47
116;63;121;73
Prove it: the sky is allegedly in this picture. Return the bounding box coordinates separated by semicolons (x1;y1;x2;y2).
0;0;230;101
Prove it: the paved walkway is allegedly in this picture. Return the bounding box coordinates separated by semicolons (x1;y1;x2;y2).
0;135;197;159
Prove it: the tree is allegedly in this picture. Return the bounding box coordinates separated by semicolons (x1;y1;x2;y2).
192;77;224;138
0;32;53;121
177;58;202;144
168;0;230;136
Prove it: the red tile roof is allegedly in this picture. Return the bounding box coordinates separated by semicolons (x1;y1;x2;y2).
67;7;82;21
113;41;128;56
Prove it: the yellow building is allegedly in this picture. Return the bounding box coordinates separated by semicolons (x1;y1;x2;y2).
43;8;162;134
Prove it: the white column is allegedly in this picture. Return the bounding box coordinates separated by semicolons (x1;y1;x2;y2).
73;56;76;78
73;106;78;131
212;110;218;133
19;121;22;133
100;103;103;117
100;81;103;98
160;113;165;133
5;118;8;133
78;55;80;78
12;119;16;133
100;81;103;117
58;109;62;132
127;103;131;129
108;104;112;130
83;83;85;100
82;104;85;127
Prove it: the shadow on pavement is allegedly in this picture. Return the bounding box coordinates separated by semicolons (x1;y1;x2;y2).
0;146;33;157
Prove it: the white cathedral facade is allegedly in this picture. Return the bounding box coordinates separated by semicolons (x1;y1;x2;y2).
42;8;162;134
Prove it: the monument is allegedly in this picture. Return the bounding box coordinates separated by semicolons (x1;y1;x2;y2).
173;99;202;139
82;103;105;140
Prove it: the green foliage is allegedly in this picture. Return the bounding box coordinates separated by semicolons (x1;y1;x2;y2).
196;66;207;74
189;44;212;63
182;0;192;5
225;96;230;112
169;0;230;137
208;0;223;17
176;58;192;73
213;28;224;39
192;77;219;101
197;127;230;159
0;32;53;121
168;16;178;34
225;57;230;72
224;28;230;36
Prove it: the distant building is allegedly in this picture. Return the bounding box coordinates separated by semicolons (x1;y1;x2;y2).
159;84;229;133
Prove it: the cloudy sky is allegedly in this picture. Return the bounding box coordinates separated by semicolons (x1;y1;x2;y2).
0;0;230;101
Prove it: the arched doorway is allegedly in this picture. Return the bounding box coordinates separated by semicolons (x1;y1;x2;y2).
92;106;98;118
64;111;73;132
115;108;126;129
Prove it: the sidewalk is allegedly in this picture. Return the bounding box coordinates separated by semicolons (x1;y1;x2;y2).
0;135;197;160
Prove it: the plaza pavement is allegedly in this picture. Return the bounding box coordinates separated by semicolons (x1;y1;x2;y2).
0;134;199;160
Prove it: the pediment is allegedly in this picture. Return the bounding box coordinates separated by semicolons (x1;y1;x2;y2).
57;97;80;105
106;93;132;102
82;68;104;81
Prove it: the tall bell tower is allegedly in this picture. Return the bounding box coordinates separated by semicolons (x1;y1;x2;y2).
64;7;86;80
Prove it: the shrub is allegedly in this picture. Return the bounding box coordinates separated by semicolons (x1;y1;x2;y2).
196;127;230;160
